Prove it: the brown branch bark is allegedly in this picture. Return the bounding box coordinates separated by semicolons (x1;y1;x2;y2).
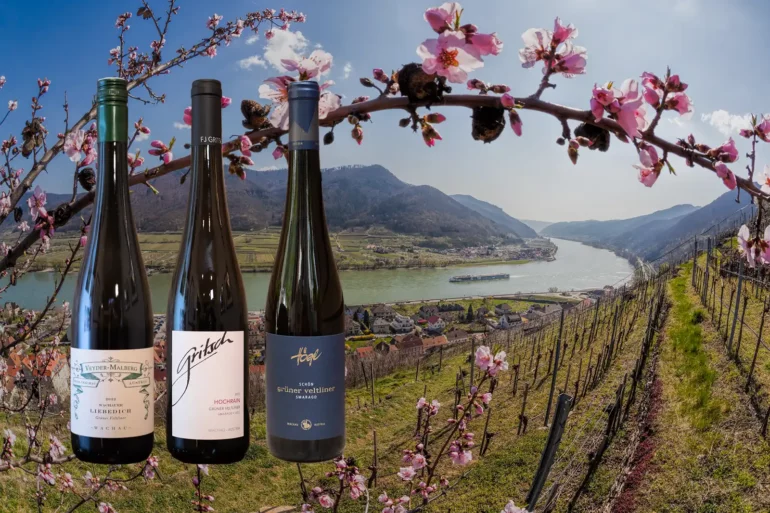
0;93;762;277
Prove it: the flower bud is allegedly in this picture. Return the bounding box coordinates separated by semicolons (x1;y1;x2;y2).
323;131;335;145
398;117;411;128
359;77;374;88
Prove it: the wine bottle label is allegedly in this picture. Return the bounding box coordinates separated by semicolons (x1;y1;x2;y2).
70;347;154;438
266;333;345;440
170;331;245;440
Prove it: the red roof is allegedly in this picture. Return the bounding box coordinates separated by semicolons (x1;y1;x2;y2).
356;346;374;357
427;315;441;324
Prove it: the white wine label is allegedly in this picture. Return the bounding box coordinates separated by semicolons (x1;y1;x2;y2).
70;347;154;438
170;331;245;440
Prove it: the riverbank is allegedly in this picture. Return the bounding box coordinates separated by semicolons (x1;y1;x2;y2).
2;238;632;312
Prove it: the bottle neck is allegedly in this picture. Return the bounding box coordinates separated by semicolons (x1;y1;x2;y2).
189;93;226;231
96;101;129;198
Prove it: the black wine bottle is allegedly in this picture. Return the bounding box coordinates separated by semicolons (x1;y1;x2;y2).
265;81;346;462
70;77;154;464
166;79;249;464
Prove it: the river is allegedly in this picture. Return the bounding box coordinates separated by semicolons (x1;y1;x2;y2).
3;238;633;312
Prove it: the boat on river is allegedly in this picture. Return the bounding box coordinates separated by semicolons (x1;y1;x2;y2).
449;273;510;283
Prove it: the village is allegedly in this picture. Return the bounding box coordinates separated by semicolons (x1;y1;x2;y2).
0;286;616;398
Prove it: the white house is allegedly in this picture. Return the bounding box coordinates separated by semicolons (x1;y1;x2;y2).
426;315;446;333
372;317;392;335
390;314;415;334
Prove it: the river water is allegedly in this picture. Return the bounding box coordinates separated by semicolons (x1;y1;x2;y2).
4;238;632;312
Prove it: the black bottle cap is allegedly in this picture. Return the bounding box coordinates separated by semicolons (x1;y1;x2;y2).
191;79;222;98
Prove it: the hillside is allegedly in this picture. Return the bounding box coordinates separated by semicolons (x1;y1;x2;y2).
29;165;533;246
542;204;698;244
451;194;538;238
542;192;754;261
520;219;553;233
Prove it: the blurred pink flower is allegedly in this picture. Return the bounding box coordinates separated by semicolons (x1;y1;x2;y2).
470;32;503;56
449;449;472;465
740;128;753;138
475;345;492;370
643;86;661;108
221;96;232;108
183;107;192;126
488;351;508;376
63;130;86;163
500;93;515;109
240;135;252;157
418;31;484;83
737;225;756;267
373;68;389;83
552;17;578;45
665;92;693;116
0;76;5;89
709;137;739;163
412;453;427;469
615;79;647;138
7;100;17;111
27;186;47;219
398;466;416;481
714;162;737;190
509;110;523;136
519;28;551;68
481;392;492;405
97;503;116;513
756;117;770;142
551;43;586;77
424;2;461;33
416;397;427;409
637;166;659;187
502;500;528;513
273;146;284;160
205;45;217;58
282;50;333;80
207;13;223;30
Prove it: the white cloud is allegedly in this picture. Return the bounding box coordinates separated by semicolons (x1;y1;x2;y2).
255;165;279;171
314;43;323;49
701;109;752;136
135;132;149;142
263;30;309;71
238;55;267;70
173;122;190;130
342;62;353;80
246;35;259;45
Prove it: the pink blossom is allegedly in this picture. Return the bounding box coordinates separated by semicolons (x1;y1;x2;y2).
643;87;661;108
27;186;47;219
183;107;192;126
422;124;442;147
59;472;74;490
207;13;223;30
150;38;165;52
666;74;688;92
425;113;446;123
590;84;615;121
233;19;245;37
272;146;284;160
551;43;587;77
430;399;441;415
259;76;294;129
49;435;66;458
470;32;503;56
205;45;217;58
134;121;150;135
17;221;29;232
349;474;366;500
500;93;515;109
38;464;56;485
317;495;334;509
740;128;754;139
63;130;86;163
715;162;737;190
761;165;770;195
424;2;461;33
0;76;5;89
636;166;659;187
416;397;427;409
282;50;333;80
509;110;523;136
0;193;11;217
373;68;389;83
8;100;17;111
319;90;341;121
710;137;739;163
98;503;116;513
665;92;693;116
481;392;492;405
449;449;472;465
418;31;484;84
641;71;664;91
488;351;508;376
519;28;551;68
240;135;252;156
265;30;275;40
737;225;756;267
552;17;578;46
378;492;391;504
475;345;492;370
162;151;173;164
615;79;647;138
502;500;528;513
398;466;416;481
412;453;427;470
221;96;232;108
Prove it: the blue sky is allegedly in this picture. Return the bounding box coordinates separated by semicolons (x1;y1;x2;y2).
1;0;769;222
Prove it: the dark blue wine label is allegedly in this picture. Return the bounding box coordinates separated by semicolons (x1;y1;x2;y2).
266;333;345;440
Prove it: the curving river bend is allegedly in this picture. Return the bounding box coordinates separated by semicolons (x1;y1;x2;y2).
4;238;633;312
